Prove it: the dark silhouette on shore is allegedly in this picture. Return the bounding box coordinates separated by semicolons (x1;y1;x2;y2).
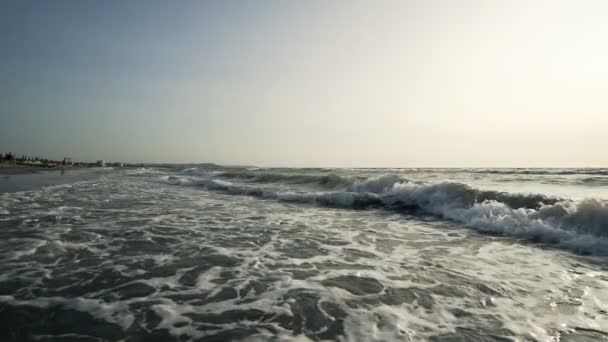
0;152;17;164
1;152;135;171
0;152;64;167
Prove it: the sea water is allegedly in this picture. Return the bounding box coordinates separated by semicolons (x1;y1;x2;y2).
1;166;607;341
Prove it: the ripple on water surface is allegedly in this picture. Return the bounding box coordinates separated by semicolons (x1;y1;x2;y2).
0;169;607;341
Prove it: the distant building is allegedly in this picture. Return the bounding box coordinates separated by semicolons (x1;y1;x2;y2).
97;160;105;167
63;157;73;166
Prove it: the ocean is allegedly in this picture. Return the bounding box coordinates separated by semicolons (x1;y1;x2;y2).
1;165;607;341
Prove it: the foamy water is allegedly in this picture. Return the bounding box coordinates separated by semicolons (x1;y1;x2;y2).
1;166;607;341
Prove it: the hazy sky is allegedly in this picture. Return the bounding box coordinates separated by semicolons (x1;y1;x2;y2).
1;0;607;167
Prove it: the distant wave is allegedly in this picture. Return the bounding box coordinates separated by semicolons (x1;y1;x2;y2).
466;169;608;176
160;174;608;255
212;170;353;188
578;177;608;186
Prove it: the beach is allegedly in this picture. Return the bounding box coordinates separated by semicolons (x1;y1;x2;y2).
0;163;62;175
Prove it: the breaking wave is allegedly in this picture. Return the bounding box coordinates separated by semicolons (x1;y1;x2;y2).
161;174;608;255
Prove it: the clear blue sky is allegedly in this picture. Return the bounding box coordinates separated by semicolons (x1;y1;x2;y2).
2;0;607;166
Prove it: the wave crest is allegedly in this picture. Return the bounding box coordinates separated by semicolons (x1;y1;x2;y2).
161;174;608;255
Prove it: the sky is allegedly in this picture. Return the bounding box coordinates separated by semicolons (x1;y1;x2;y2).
1;0;607;167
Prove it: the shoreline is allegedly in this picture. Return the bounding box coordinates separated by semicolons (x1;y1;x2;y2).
0;165;104;193
0;164;66;175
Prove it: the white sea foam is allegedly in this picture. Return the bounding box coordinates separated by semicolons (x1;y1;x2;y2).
2;166;608;340
165;173;608;255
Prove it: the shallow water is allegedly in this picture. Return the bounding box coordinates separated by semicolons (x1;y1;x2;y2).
0;168;107;193
1;166;607;341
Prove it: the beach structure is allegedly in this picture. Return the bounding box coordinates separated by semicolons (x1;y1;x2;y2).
97;160;105;167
